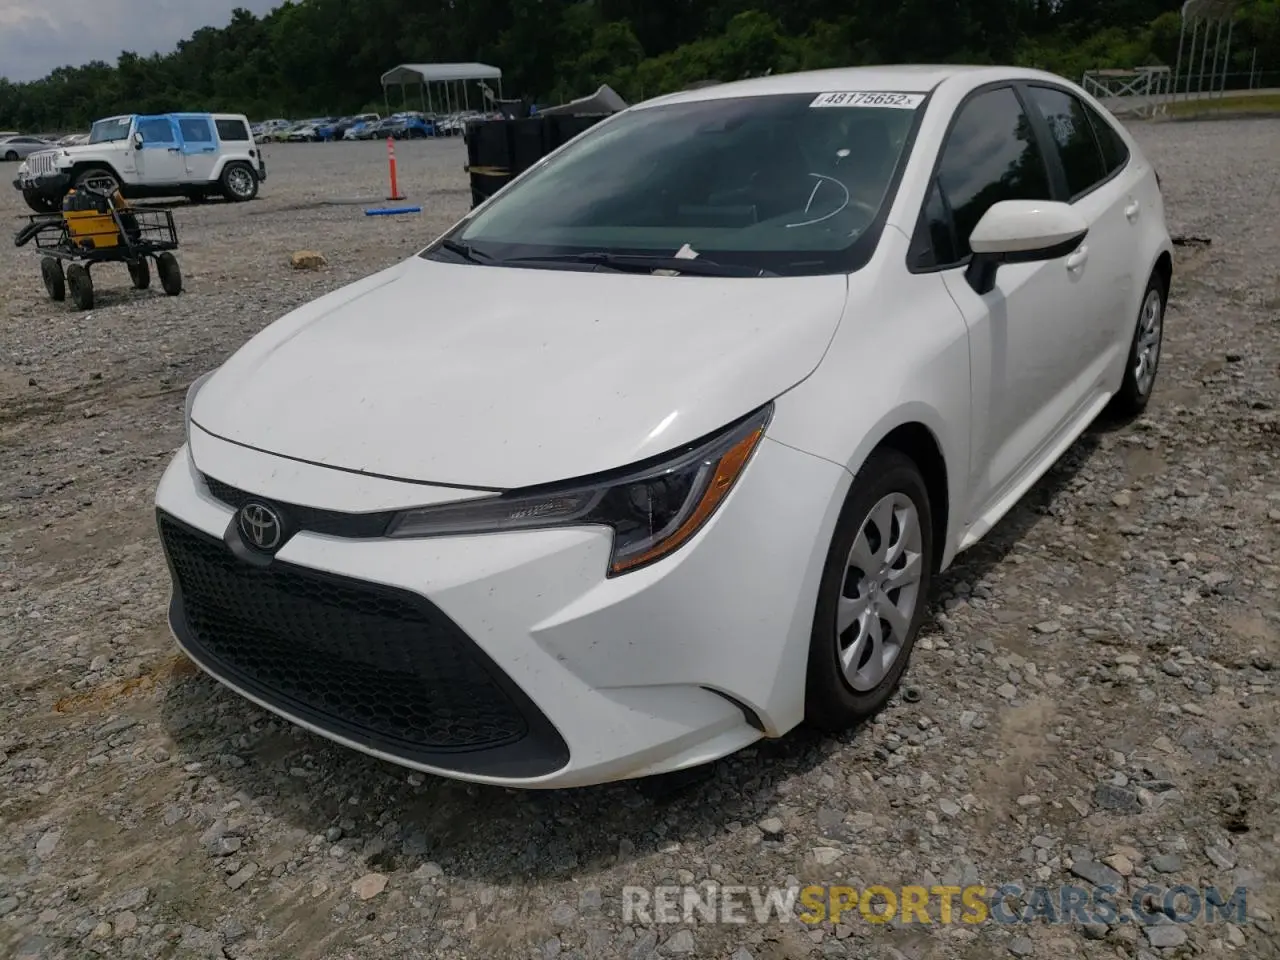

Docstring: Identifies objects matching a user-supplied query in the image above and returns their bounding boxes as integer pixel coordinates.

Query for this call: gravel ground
[1,124,1278,960]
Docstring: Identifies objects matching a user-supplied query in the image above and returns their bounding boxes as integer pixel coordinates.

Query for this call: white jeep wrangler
[13,112,267,213]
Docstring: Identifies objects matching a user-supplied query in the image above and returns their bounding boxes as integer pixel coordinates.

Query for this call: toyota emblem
[237,501,283,551]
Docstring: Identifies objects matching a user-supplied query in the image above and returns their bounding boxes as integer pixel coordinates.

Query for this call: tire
[41,257,65,301]
[23,189,60,214]
[219,162,258,202]
[74,166,119,195]
[66,263,94,311]
[4,150,18,162]
[805,448,935,731]
[156,252,182,296]
[1107,272,1167,419]
[128,259,151,290]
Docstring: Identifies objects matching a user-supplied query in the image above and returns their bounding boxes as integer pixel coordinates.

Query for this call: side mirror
[132,132,144,149]
[965,200,1088,295]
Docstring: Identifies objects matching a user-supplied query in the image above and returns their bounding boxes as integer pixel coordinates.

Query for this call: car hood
[191,256,848,489]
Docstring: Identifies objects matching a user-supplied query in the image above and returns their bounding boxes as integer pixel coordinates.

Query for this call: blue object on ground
[365,206,422,216]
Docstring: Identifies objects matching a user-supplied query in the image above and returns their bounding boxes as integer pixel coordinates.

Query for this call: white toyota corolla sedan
[157,65,1171,788]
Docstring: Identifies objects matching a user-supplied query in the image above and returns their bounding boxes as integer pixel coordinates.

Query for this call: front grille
[158,513,568,777]
[203,475,395,539]
[27,152,57,177]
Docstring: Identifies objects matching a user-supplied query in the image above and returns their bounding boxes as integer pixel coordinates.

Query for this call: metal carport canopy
[381,63,502,85]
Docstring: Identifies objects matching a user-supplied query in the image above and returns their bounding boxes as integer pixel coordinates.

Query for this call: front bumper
[155,424,849,788]
[13,171,70,197]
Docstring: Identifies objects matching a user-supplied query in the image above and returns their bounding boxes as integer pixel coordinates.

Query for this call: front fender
[767,234,973,569]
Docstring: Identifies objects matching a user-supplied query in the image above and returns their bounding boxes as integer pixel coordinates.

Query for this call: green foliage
[0,0,1276,130]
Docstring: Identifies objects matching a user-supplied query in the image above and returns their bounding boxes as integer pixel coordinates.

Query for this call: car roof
[636,64,1065,109]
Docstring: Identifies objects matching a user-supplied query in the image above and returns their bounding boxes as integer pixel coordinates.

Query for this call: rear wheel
[219,162,258,202]
[805,449,934,731]
[128,259,151,290]
[4,150,18,162]
[66,263,94,311]
[41,257,65,301]
[1107,272,1167,419]
[156,252,182,295]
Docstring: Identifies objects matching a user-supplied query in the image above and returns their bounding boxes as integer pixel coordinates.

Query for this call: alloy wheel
[837,492,924,692]
[227,167,254,198]
[1133,288,1163,397]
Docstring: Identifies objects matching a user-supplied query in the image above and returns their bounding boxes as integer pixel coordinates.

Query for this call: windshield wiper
[436,237,494,265]
[502,251,775,278]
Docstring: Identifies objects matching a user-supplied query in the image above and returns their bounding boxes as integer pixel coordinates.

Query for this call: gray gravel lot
[1,124,1279,960]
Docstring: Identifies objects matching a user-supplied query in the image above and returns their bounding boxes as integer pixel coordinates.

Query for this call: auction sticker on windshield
[810,92,925,109]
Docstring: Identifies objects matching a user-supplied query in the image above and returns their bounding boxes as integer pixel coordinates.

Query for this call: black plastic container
[465,114,610,208]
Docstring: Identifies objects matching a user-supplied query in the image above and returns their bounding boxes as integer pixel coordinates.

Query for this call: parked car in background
[56,133,89,147]
[1,135,55,161]
[286,118,337,142]
[13,112,266,211]
[435,111,486,136]
[353,118,395,140]
[158,65,1172,788]
[319,113,379,141]
[259,121,302,143]
[252,119,290,139]
[342,118,378,140]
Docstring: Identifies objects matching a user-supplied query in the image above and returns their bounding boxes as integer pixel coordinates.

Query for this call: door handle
[1065,245,1089,271]
[1125,200,1141,222]
[167,147,181,153]
[201,147,216,152]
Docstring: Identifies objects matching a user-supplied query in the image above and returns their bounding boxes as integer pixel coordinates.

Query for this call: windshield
[438,92,924,276]
[89,117,132,143]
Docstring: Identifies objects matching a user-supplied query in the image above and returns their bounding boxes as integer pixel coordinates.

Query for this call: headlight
[387,404,772,576]
[184,371,215,440]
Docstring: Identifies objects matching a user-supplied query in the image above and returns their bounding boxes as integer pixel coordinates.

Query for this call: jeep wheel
[23,189,60,214]
[220,162,258,202]
[74,167,119,196]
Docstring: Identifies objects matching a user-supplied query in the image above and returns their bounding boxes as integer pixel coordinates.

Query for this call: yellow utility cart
[14,181,182,311]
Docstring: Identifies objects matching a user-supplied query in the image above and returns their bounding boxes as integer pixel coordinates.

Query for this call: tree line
[1,0,1278,131]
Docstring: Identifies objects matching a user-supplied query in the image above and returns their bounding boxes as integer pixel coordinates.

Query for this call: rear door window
[1024,86,1109,200]
[1085,108,1130,175]
[178,117,214,143]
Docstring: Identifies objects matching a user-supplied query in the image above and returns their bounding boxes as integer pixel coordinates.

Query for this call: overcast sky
[0,0,282,82]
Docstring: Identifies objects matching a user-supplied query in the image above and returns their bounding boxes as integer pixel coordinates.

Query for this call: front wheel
[805,448,934,731]
[74,167,119,195]
[23,189,60,214]
[1107,273,1166,419]
[219,162,258,202]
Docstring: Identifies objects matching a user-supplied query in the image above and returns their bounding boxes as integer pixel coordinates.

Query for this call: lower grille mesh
[158,514,567,772]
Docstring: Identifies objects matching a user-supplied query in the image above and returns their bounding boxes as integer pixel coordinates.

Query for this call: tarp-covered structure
[381,62,504,115]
